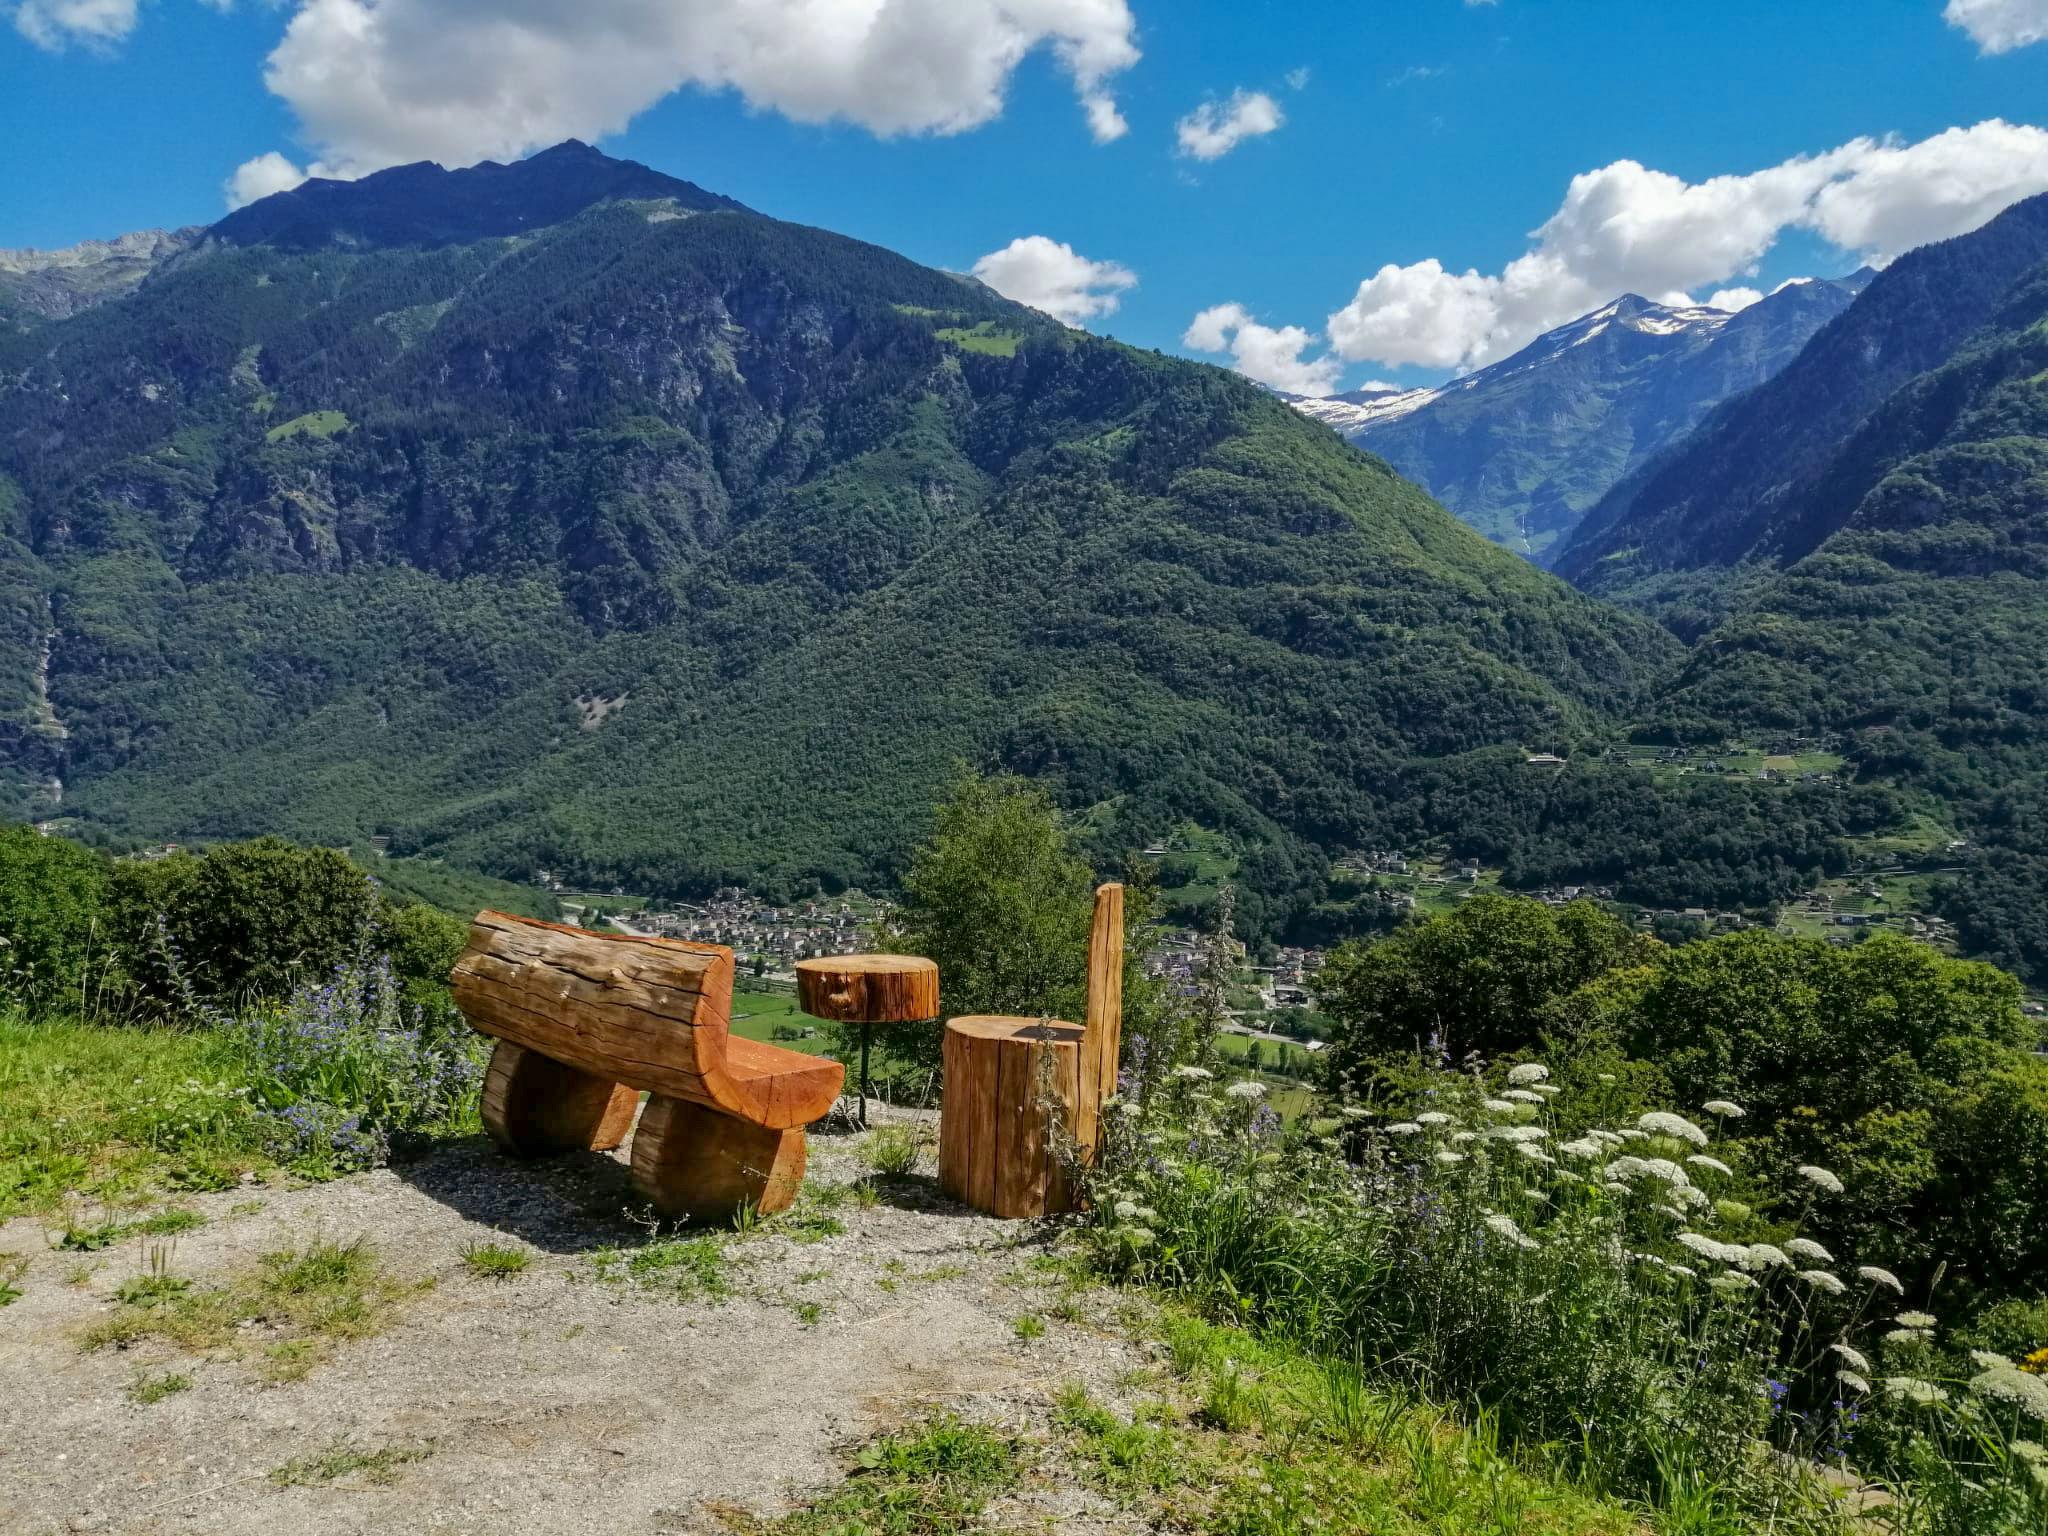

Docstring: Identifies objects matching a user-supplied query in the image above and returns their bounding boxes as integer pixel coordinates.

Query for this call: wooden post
[1073,882,1124,1166]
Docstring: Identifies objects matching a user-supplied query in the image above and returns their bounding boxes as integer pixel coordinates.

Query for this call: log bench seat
[450,911,843,1220]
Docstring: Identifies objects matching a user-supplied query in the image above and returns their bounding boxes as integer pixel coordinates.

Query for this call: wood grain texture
[937,1016,1082,1219]
[451,911,841,1129]
[1074,882,1124,1165]
[631,1095,807,1220]
[796,955,940,1023]
[480,1039,641,1156]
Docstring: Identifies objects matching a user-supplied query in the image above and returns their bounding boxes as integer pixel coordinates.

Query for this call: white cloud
[1319,119,2048,372]
[223,151,313,209]
[1945,0,2048,53]
[1284,65,1310,90]
[13,0,137,50]
[1705,286,1764,313]
[235,0,1138,183]
[1175,89,1284,161]
[971,235,1135,327]
[1182,302,1341,395]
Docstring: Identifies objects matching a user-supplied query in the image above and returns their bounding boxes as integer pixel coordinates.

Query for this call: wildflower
[1710,1273,1758,1294]
[1883,1377,1949,1407]
[1857,1266,1905,1295]
[1113,1200,1142,1221]
[1785,1238,1833,1263]
[1637,1111,1710,1147]
[1558,1137,1603,1159]
[1972,1368,2048,1420]
[1415,1111,1452,1126]
[1796,1165,1844,1195]
[1482,1098,1516,1113]
[1450,1131,1477,1144]
[1684,1154,1733,1178]
[1597,1073,1617,1083]
[1385,1121,1423,1135]
[1482,1213,1538,1251]
[1837,1371,1871,1394]
[1515,1143,1554,1165]
[1894,1310,1937,1329]
[1702,1099,1745,1118]
[1655,1203,1686,1221]
[2013,1439,2047,1465]
[1501,1088,1546,1105]
[1337,1104,1371,1120]
[1831,1343,1872,1372]
[1800,1270,1846,1295]
[1507,1063,1549,1085]
[1614,1128,1648,1141]
[1433,1151,1466,1165]
[1972,1349,2017,1372]
[2025,1348,2048,1377]
[1744,1243,1792,1270]
[1677,1232,1744,1265]
[1173,1065,1214,1081]
[1492,1124,1548,1143]
[1224,1081,1266,1101]
[1884,1328,1933,1348]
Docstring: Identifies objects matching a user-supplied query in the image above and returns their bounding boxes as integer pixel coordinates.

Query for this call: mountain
[1291,281,1866,562]
[0,142,1695,933]
[1557,191,2048,631]
[208,140,750,251]
[0,228,201,330]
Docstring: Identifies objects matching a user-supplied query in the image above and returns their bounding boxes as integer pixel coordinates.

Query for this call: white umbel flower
[1482,1213,1538,1251]
[1433,1150,1466,1165]
[1482,1098,1516,1113]
[1837,1370,1871,1394]
[1638,1111,1710,1147]
[1558,1137,1604,1159]
[1225,1080,1266,1100]
[1515,1143,1555,1165]
[1796,1165,1844,1195]
[1799,1270,1846,1295]
[1173,1065,1213,1081]
[1385,1121,1423,1135]
[1743,1243,1792,1270]
[1501,1088,1546,1105]
[1415,1111,1453,1126]
[1507,1063,1550,1085]
[1702,1099,1745,1118]
[1785,1238,1833,1263]
[1971,1349,2016,1372]
[1883,1377,1949,1407]
[1709,1272,1758,1294]
[1970,1369,2048,1419]
[1857,1266,1905,1295]
[1685,1155,1733,1178]
[1830,1342,1872,1372]
[1895,1310,1937,1329]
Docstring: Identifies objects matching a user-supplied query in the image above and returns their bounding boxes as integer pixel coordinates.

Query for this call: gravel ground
[0,1107,1155,1535]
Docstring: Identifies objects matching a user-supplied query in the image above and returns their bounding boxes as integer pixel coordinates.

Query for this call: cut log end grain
[632,1095,806,1220]
[795,954,940,1023]
[480,1040,640,1157]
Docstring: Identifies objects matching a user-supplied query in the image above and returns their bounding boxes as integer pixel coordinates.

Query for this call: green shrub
[0,825,110,1012]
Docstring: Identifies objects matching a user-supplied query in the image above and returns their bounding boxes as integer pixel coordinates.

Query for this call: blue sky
[5,0,2046,391]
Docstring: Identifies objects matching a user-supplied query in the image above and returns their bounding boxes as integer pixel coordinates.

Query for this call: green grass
[1012,1312,1046,1342]
[269,1440,430,1488]
[263,409,352,443]
[713,1416,1017,1535]
[57,1205,205,1251]
[459,1239,531,1280]
[1048,1315,1646,1536]
[932,321,1022,357]
[79,1235,419,1381]
[0,1015,275,1220]
[0,1251,24,1306]
[128,1370,192,1404]
[590,1233,730,1300]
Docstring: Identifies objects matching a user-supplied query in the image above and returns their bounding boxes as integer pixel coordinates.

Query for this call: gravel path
[0,1108,1151,1534]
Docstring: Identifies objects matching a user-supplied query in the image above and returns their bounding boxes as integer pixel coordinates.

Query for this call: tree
[1319,894,1655,1089]
[0,825,110,1012]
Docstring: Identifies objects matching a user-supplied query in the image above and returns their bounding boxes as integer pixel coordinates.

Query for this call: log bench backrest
[452,910,842,1131]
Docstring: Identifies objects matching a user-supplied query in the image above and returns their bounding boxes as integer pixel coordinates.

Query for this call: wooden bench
[449,911,844,1220]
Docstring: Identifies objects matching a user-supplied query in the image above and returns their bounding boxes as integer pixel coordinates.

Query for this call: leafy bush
[1089,1060,2048,1530]
[0,825,110,1011]
[230,946,488,1173]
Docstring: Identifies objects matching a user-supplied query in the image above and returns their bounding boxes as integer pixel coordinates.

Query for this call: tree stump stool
[450,912,843,1223]
[937,1016,1084,1219]
[795,954,940,1124]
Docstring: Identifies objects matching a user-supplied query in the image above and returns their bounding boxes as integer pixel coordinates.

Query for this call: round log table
[937,1015,1084,1219]
[795,954,940,1125]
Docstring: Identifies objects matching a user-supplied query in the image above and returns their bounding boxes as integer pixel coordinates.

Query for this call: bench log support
[481,1040,640,1157]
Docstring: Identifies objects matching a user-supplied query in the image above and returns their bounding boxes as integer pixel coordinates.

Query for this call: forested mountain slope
[1,145,1700,927]
[1323,279,1864,562]
[1558,190,2048,636]
[1645,258,2048,979]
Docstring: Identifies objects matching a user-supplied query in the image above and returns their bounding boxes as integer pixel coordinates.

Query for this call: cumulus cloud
[971,235,1135,326]
[1705,287,1764,313]
[1945,0,2048,53]
[229,0,1137,187]
[12,0,137,49]
[1318,119,2048,371]
[1175,89,1284,161]
[1182,302,1341,395]
[223,151,314,209]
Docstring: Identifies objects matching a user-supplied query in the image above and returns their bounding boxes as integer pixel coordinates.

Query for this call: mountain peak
[208,140,752,253]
